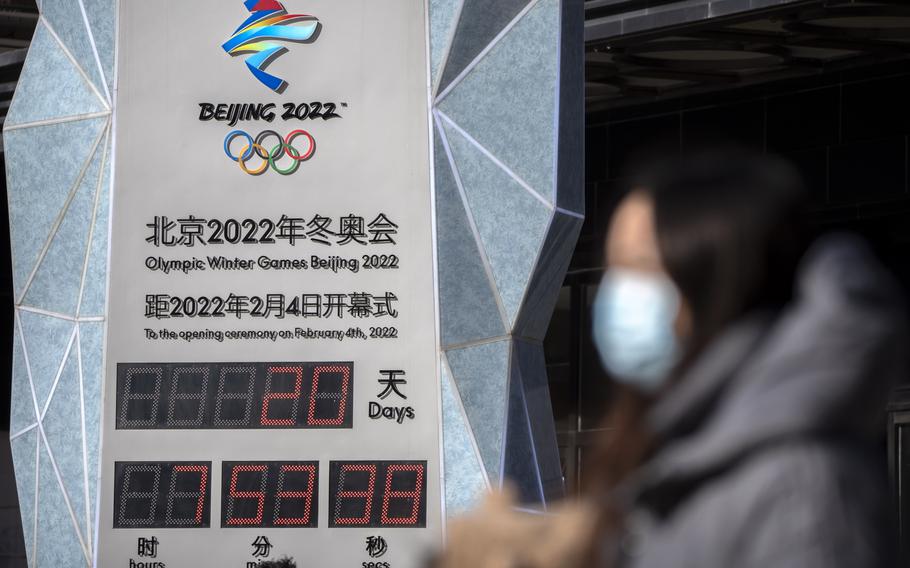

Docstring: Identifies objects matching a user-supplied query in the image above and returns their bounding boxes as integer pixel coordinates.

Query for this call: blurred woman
[438,149,908,568]
[589,148,907,567]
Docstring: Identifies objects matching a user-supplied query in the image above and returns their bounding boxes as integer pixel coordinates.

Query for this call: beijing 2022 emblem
[222,0,321,93]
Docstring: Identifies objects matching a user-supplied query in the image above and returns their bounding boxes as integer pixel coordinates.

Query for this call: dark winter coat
[619,235,909,568]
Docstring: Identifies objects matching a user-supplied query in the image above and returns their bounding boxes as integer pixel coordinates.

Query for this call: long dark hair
[589,148,811,497]
[650,148,811,369]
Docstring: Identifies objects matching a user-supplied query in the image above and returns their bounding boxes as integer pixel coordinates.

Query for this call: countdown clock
[110,364,430,530]
[97,0,443,565]
[111,457,429,530]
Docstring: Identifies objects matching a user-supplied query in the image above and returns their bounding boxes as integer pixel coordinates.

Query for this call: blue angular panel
[515,213,582,340]
[437,0,532,95]
[79,140,111,317]
[555,0,584,214]
[504,366,542,504]
[37,440,87,568]
[10,428,37,566]
[443,121,551,326]
[5,22,106,127]
[514,340,564,502]
[10,323,37,434]
[445,340,510,481]
[439,0,560,199]
[441,359,487,516]
[81,0,115,95]
[42,345,88,540]
[19,311,75,413]
[435,127,505,347]
[79,322,104,525]
[5,117,107,299]
[430,0,462,89]
[42,0,107,99]
[24,139,103,316]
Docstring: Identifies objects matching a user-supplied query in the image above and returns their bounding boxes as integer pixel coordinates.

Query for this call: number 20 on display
[115,362,353,430]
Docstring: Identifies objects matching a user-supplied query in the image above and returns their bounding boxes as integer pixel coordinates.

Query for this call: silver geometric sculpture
[5,0,114,565]
[430,0,583,514]
[5,0,582,565]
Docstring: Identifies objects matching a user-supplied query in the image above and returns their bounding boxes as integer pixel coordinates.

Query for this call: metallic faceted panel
[439,0,561,201]
[556,0,585,214]
[513,339,564,501]
[434,127,507,347]
[433,0,583,509]
[515,213,584,340]
[504,368,543,502]
[445,340,511,482]
[5,22,105,127]
[10,428,37,567]
[41,0,107,98]
[23,139,105,316]
[430,0,462,90]
[18,310,75,414]
[81,0,117,95]
[440,359,488,516]
[442,119,551,327]
[41,346,89,540]
[78,322,105,535]
[437,0,533,95]
[5,117,106,300]
[78,139,112,318]
[10,328,36,435]
[5,0,114,565]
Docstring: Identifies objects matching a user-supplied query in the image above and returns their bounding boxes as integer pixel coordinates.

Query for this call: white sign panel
[97,1,441,566]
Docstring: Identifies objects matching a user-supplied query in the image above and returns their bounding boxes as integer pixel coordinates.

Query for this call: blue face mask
[592,269,682,392]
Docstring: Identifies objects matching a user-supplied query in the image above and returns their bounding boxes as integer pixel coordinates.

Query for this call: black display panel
[114,462,211,528]
[221,461,319,528]
[116,362,353,429]
[328,461,427,528]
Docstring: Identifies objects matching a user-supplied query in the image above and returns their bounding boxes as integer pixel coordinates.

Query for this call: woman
[439,149,908,568]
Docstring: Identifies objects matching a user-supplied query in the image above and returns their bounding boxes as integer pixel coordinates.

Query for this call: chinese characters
[144,292,399,320]
[146,214,399,247]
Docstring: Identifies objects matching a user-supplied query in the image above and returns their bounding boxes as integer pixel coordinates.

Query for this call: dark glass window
[544,271,612,494]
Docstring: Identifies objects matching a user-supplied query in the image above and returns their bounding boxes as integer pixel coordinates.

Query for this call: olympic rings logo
[224,129,316,176]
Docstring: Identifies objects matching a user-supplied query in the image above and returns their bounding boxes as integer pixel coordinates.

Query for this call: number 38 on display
[113,461,427,529]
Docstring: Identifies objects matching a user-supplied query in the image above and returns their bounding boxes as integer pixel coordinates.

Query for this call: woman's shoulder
[679,438,886,522]
[647,439,892,568]
[629,439,891,568]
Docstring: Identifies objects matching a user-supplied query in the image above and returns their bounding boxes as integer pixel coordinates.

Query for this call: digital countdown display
[221,461,319,528]
[99,0,442,565]
[114,462,212,529]
[112,460,426,530]
[116,362,353,429]
[328,461,427,528]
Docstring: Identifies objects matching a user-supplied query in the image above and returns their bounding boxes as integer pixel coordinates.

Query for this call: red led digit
[333,464,376,525]
[380,464,425,525]
[307,365,350,426]
[226,464,267,525]
[166,465,208,525]
[261,366,303,426]
[273,464,316,525]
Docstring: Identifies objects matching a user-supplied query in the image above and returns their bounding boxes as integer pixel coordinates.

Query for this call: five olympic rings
[224,129,316,175]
